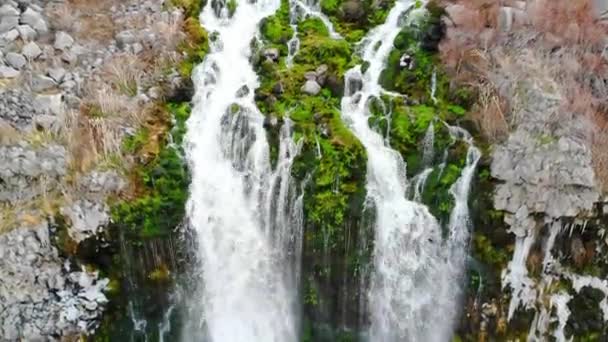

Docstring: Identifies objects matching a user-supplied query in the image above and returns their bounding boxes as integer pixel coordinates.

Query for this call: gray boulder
[20,8,48,34]
[0,4,20,17]
[5,52,25,69]
[54,31,74,51]
[0,28,18,42]
[301,80,321,95]
[0,15,18,33]
[61,200,110,243]
[116,30,137,47]
[31,74,56,92]
[34,93,63,115]
[0,65,18,78]
[21,41,41,59]
[48,67,66,83]
[263,48,279,62]
[17,24,36,40]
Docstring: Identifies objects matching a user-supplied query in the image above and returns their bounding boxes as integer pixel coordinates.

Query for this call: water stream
[183,0,299,340]
[339,1,479,340]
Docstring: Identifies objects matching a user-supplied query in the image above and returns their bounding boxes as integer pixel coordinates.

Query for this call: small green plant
[227,0,238,17]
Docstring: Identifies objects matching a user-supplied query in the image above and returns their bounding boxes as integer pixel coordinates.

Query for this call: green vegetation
[111,103,190,238]
[227,0,238,17]
[319,0,396,41]
[178,9,210,79]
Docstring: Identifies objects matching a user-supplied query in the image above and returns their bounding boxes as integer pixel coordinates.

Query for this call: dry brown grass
[102,53,145,97]
[592,130,608,193]
[440,0,608,188]
[470,84,509,142]
[47,3,80,33]
[0,119,20,145]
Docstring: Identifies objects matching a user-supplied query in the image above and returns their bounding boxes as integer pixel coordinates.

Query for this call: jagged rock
[0,223,108,340]
[61,50,78,64]
[301,80,321,95]
[399,53,414,69]
[78,170,125,195]
[316,64,328,76]
[325,74,344,97]
[0,65,18,78]
[0,27,18,42]
[236,84,250,98]
[48,67,66,83]
[5,52,25,69]
[20,8,47,34]
[132,42,143,54]
[54,31,74,51]
[0,4,20,17]
[272,82,284,95]
[263,48,279,62]
[34,93,63,115]
[316,64,328,85]
[33,114,59,132]
[116,30,137,48]
[304,71,317,81]
[147,86,162,100]
[21,41,41,59]
[61,200,110,243]
[31,74,56,92]
[17,24,36,40]
[0,143,67,202]
[263,115,279,128]
[0,15,18,33]
[341,0,365,22]
[346,74,363,95]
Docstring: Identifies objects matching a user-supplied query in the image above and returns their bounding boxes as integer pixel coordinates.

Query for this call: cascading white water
[443,126,481,329]
[339,1,479,340]
[339,2,481,339]
[293,0,341,38]
[286,0,301,67]
[183,0,300,340]
[412,167,432,202]
[286,0,342,67]
[421,121,435,166]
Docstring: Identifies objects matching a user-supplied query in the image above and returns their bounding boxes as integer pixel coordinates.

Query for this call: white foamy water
[183,0,300,340]
[339,1,480,340]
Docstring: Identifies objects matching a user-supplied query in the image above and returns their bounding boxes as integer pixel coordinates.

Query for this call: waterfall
[339,2,481,339]
[286,0,341,66]
[286,0,300,67]
[411,167,432,202]
[340,1,453,340]
[430,68,438,104]
[183,0,300,339]
[444,126,481,328]
[421,121,434,166]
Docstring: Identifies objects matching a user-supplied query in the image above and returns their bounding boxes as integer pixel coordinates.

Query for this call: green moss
[473,234,510,268]
[177,16,210,78]
[227,0,238,17]
[318,0,396,41]
[260,3,293,45]
[111,103,191,239]
[168,0,204,17]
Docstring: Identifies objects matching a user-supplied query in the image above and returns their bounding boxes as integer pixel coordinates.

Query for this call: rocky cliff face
[0,0,195,339]
[442,0,608,339]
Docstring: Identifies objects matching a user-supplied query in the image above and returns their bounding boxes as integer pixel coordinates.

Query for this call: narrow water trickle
[183,0,300,340]
[286,0,342,67]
